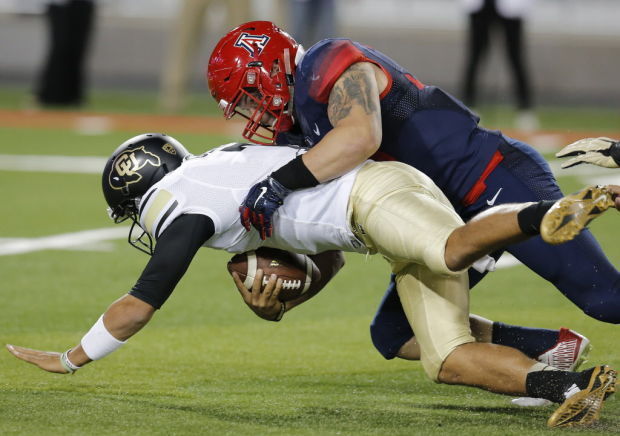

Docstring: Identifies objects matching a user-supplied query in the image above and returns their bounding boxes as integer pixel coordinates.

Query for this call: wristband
[517,200,555,235]
[271,155,319,190]
[59,350,81,374]
[80,315,126,361]
[272,302,286,322]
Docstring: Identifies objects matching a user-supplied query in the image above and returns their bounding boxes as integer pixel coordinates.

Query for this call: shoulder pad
[302,39,369,103]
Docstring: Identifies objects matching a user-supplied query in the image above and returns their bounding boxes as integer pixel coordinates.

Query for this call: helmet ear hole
[270,59,280,77]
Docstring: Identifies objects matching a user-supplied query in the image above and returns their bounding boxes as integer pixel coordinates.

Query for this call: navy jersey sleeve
[129,214,214,309]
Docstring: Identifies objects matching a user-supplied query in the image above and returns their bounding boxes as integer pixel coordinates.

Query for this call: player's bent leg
[394,321,591,376]
[467,138,620,323]
[445,202,533,272]
[368,278,580,363]
[394,264,474,380]
[349,161,465,276]
[390,264,546,395]
[395,315,494,361]
[508,229,620,324]
[438,342,534,394]
[439,345,618,428]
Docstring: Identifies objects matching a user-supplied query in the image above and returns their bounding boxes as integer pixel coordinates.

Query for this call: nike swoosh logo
[253,187,268,208]
[486,187,503,206]
[311,73,320,81]
[313,123,320,136]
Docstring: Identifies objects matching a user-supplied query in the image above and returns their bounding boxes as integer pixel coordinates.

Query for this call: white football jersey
[138,143,366,255]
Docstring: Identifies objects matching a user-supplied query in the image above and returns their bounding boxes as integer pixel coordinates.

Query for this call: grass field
[0,91,619,435]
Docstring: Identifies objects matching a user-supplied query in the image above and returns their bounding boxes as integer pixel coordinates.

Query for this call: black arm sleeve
[129,214,215,309]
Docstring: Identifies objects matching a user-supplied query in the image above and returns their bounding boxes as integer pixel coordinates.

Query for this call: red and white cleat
[537,327,591,372]
[511,328,591,407]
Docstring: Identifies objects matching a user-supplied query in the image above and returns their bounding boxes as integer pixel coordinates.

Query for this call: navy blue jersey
[291,38,503,208]
[279,39,620,359]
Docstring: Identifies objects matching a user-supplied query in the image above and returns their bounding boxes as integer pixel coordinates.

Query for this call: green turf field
[0,104,619,435]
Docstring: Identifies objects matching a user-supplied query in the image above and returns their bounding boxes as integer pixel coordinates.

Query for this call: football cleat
[511,328,592,408]
[538,328,591,372]
[541,185,615,245]
[547,365,617,428]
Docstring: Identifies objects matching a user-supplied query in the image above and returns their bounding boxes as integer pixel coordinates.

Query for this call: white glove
[555,137,620,169]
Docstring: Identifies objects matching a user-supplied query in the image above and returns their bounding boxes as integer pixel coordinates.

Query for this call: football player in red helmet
[207,21,301,145]
[207,22,620,369]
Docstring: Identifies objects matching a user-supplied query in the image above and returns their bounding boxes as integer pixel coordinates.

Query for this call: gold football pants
[348,161,475,380]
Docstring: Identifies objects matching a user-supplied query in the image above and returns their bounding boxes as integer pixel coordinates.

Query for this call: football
[227,247,320,301]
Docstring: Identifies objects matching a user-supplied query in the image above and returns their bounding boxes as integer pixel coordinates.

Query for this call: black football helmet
[102,133,190,254]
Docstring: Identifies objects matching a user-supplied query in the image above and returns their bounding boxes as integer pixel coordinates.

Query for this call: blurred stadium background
[1,0,620,106]
[0,1,618,435]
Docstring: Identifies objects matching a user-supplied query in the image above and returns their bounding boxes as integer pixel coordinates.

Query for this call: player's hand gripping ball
[227,247,320,301]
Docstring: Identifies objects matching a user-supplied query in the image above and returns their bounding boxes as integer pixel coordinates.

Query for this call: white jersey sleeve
[138,143,366,255]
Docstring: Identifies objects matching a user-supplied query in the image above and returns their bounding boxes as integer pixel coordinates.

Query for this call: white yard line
[0,154,106,173]
[0,227,129,255]
[547,160,620,185]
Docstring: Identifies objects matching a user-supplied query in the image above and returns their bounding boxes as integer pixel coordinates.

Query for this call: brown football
[227,247,320,301]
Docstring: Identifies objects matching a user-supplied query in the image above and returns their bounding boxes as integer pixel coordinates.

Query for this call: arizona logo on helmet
[234,32,270,56]
[109,146,161,190]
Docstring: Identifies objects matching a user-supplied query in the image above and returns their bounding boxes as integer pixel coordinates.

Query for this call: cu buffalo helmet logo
[109,146,161,190]
[234,32,270,56]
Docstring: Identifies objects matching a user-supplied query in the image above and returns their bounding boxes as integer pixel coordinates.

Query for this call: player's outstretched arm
[7,294,155,374]
[6,214,212,374]
[556,137,620,168]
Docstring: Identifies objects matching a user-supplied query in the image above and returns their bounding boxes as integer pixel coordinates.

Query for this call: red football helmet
[207,21,300,145]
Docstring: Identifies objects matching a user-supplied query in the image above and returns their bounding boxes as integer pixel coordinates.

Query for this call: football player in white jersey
[6,133,616,428]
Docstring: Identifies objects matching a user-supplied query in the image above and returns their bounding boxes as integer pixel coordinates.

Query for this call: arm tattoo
[328,63,379,125]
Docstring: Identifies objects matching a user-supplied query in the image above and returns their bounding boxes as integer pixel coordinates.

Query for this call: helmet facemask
[208,22,299,145]
[107,197,154,255]
[127,216,154,256]
[221,58,294,145]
